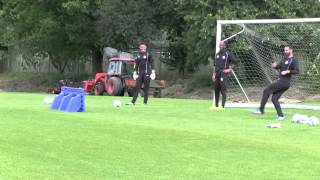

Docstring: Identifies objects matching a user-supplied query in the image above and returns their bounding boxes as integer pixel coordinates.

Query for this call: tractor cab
[107,57,135,78]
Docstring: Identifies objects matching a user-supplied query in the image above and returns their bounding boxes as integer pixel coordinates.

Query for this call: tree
[1,0,168,74]
[2,0,320,76]
[96,0,162,50]
[0,0,100,73]
[170,0,320,74]
[140,0,187,75]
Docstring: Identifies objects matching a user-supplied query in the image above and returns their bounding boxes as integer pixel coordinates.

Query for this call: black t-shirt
[134,52,154,75]
[275,56,299,81]
[213,49,237,70]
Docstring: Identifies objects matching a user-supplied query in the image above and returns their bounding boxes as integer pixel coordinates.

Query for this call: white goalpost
[214,18,320,110]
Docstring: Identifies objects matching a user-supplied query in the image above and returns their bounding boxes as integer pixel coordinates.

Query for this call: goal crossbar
[216,18,320,53]
[218,18,320,25]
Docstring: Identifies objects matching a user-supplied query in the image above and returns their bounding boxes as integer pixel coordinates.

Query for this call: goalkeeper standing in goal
[253,45,299,120]
[211,41,237,109]
[126,42,156,106]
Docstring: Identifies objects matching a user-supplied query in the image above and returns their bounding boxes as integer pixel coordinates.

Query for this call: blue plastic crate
[51,87,85,112]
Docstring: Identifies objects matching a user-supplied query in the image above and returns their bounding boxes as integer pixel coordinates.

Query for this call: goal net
[216,18,320,103]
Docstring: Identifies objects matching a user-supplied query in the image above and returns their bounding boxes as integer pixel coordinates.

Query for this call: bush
[185,66,213,93]
[0,72,90,92]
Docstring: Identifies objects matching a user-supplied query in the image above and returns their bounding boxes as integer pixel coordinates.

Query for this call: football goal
[215,18,320,106]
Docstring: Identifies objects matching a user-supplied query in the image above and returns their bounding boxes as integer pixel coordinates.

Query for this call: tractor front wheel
[107,77,123,96]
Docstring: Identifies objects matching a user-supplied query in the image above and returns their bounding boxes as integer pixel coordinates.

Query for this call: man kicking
[253,45,299,120]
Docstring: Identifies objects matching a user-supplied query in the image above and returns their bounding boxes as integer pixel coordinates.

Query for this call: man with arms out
[126,42,155,106]
[211,41,237,109]
[253,45,299,120]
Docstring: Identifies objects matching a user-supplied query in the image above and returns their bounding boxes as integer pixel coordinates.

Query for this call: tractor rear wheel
[95,83,105,96]
[107,77,123,96]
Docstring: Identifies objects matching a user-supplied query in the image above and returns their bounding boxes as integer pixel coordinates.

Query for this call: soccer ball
[309,116,319,126]
[113,100,121,107]
[292,113,301,123]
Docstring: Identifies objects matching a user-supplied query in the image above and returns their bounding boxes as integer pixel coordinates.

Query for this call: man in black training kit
[211,41,237,110]
[253,45,299,120]
[126,42,155,106]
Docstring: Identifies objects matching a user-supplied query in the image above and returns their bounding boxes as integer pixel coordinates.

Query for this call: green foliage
[0,50,8,72]
[0,0,172,73]
[0,72,89,91]
[0,72,34,80]
[1,0,320,76]
[95,0,164,50]
[300,52,320,92]
[0,0,100,73]
[161,38,187,75]
[185,66,212,93]
[169,0,320,75]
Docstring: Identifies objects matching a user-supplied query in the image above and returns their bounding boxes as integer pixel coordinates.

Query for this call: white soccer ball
[292,113,301,123]
[113,100,121,107]
[309,116,319,126]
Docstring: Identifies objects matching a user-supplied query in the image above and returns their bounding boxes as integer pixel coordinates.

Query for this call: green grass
[0,92,320,180]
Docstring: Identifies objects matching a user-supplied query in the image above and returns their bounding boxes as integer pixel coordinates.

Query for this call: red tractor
[83,57,165,97]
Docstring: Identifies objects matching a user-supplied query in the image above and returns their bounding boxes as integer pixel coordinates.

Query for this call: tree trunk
[92,48,103,75]
[51,60,68,74]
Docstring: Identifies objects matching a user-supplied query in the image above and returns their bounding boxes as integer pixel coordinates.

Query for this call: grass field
[0,92,320,180]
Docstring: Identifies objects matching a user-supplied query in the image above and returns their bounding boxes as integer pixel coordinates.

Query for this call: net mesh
[220,22,320,102]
